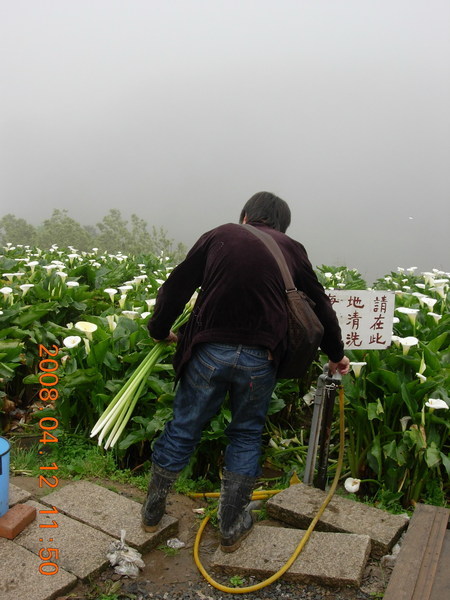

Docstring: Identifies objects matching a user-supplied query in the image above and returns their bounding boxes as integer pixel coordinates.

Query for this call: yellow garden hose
[191,385,345,594]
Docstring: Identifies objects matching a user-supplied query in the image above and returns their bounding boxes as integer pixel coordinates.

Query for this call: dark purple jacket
[148,222,344,377]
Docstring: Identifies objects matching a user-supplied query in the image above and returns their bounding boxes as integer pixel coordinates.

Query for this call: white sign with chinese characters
[325,290,395,349]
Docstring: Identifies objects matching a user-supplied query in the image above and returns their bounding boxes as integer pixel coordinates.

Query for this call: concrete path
[0,482,178,600]
[267,483,409,557]
[2,479,413,599]
[212,525,371,587]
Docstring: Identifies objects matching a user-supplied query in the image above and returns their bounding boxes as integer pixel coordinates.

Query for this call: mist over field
[1,1,449,284]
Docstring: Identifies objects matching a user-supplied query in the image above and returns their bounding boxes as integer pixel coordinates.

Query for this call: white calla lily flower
[187,291,199,309]
[427,312,442,323]
[105,315,116,332]
[122,310,140,320]
[350,362,367,377]
[411,292,426,305]
[425,398,449,410]
[133,275,148,284]
[19,284,34,296]
[344,478,361,493]
[399,336,419,355]
[74,321,98,341]
[420,296,437,309]
[1,287,14,303]
[145,298,156,310]
[415,373,427,384]
[396,307,420,326]
[431,283,448,299]
[66,281,80,288]
[418,355,426,375]
[390,335,401,347]
[26,260,39,269]
[104,288,118,302]
[63,336,82,348]
[400,416,412,431]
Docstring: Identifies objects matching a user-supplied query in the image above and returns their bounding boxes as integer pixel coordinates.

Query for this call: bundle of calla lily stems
[90,299,194,449]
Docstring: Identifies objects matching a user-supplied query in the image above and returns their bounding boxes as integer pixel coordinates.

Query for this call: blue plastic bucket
[0,437,10,517]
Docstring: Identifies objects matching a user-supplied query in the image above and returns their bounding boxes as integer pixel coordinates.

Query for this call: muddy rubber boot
[141,463,179,532]
[218,470,257,553]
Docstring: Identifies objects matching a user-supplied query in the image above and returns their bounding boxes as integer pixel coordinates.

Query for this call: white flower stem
[91,301,193,448]
[90,345,161,436]
[105,378,146,449]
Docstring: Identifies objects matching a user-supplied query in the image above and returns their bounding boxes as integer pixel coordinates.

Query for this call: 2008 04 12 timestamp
[37,343,61,575]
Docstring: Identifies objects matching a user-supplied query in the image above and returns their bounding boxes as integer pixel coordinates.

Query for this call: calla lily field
[1,245,448,509]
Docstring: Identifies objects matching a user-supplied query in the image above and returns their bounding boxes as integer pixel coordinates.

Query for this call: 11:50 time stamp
[37,343,61,576]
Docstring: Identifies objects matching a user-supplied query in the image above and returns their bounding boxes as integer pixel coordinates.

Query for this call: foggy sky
[1,0,449,283]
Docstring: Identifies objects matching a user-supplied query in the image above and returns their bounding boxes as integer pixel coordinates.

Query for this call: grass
[77,578,135,600]
[229,575,245,587]
[8,432,149,491]
[9,443,40,475]
[157,544,180,557]
[8,430,447,515]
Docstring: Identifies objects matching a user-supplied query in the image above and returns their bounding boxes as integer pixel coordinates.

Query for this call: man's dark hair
[239,191,291,233]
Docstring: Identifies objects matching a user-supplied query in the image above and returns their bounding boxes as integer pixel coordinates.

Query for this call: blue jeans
[151,343,277,477]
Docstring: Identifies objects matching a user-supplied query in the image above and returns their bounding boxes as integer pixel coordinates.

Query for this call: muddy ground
[12,475,392,599]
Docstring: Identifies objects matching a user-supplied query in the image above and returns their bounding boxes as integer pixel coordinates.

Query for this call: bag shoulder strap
[242,224,296,291]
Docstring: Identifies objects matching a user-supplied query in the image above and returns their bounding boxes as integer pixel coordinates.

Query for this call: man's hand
[153,330,178,344]
[328,356,350,375]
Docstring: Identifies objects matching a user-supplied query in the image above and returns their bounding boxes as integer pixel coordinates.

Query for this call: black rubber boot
[218,470,257,553]
[141,463,179,532]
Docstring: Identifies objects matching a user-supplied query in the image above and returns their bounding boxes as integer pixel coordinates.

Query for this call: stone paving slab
[41,480,178,552]
[212,525,371,587]
[267,483,409,558]
[15,500,118,580]
[9,482,32,506]
[0,537,77,600]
